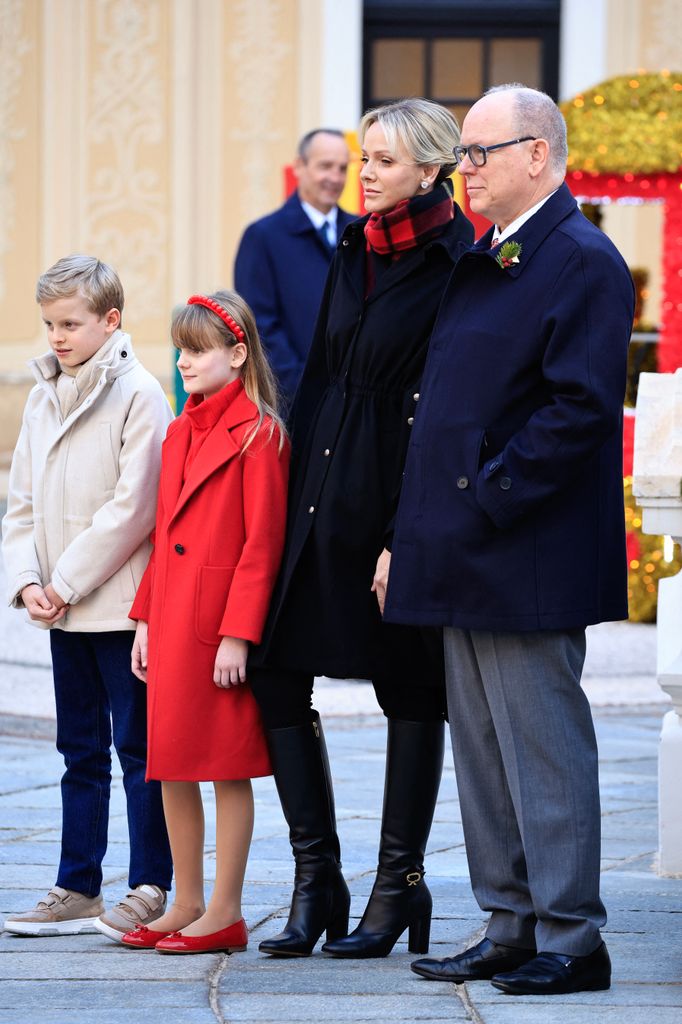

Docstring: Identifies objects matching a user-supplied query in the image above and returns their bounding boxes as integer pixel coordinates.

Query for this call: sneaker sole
[93,918,128,944]
[3,917,100,936]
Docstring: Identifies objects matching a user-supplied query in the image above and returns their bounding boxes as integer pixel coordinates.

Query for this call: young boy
[2,255,173,941]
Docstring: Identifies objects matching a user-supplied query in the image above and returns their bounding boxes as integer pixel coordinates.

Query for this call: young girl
[121,290,289,954]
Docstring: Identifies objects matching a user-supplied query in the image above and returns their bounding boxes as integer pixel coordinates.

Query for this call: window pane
[372,39,425,98]
[489,38,541,89]
[433,39,483,99]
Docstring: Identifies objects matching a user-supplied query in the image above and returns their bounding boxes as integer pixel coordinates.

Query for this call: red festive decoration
[622,408,635,476]
[565,171,682,371]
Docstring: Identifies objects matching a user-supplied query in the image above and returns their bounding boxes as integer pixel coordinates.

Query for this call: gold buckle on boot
[406,871,422,886]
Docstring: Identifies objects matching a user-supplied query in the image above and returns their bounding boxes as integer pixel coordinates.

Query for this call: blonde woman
[250,99,474,959]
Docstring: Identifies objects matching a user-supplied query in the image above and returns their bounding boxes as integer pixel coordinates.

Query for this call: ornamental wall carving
[83,0,168,326]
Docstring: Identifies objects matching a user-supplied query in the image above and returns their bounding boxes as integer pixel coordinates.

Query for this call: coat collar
[468,182,579,278]
[282,192,354,240]
[29,331,138,438]
[30,329,137,387]
[338,208,471,304]
[164,380,259,523]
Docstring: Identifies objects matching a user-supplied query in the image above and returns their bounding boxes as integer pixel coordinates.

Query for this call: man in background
[234,129,354,405]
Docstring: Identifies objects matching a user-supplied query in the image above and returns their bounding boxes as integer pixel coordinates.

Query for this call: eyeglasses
[453,137,537,167]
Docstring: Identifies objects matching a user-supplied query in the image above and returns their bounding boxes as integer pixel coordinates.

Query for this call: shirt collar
[300,200,338,232]
[493,188,563,246]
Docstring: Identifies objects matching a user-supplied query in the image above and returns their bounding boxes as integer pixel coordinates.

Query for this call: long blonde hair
[171,289,286,453]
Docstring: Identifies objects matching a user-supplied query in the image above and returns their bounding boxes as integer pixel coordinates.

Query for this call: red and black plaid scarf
[364,178,455,257]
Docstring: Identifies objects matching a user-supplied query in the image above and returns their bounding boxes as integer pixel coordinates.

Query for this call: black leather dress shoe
[411,937,536,982]
[491,941,611,995]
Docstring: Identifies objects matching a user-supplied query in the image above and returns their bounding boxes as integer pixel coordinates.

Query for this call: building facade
[0,0,679,449]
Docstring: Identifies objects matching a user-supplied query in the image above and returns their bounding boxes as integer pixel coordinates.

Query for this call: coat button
[174,543,185,554]
[413,393,420,401]
[121,350,127,358]
[323,448,331,456]
[407,416,414,426]
[499,476,512,490]
[457,476,469,489]
[342,239,349,246]
[308,506,315,513]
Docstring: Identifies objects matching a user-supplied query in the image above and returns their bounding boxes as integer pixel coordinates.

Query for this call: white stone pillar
[297,0,362,134]
[559,0,607,100]
[659,710,682,873]
[633,370,682,875]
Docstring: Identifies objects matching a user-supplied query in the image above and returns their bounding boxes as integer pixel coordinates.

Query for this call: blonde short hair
[36,254,124,318]
[359,98,461,182]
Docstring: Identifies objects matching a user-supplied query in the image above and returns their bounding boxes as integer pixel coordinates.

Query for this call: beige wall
[0,0,355,450]
[0,0,679,453]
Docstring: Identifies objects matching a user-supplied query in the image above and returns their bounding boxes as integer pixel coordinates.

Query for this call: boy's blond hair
[36,255,124,319]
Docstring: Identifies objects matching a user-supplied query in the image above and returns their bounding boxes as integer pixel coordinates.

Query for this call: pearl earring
[420,181,429,189]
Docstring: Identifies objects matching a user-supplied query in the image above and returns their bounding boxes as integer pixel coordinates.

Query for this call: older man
[383,85,634,995]
[234,129,354,404]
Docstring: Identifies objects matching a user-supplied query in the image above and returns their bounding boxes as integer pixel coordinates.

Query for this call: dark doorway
[364,0,561,123]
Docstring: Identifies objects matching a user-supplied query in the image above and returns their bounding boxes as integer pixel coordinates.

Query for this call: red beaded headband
[187,294,246,344]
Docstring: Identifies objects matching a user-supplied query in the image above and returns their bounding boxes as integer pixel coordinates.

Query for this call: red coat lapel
[163,386,259,524]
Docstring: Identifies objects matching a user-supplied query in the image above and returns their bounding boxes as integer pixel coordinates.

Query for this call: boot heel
[408,912,431,954]
[325,908,349,942]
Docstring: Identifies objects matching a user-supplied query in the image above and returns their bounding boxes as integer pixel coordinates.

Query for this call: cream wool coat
[2,330,173,631]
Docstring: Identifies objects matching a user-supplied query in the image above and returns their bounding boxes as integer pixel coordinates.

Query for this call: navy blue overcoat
[385,184,635,632]
[234,193,356,402]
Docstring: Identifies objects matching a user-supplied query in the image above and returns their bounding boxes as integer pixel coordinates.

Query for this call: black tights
[249,666,447,729]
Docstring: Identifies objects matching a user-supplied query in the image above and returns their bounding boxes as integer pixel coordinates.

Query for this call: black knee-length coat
[255,204,474,680]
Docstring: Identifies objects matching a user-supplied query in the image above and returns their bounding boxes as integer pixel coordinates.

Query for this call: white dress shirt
[301,200,339,247]
[492,188,565,246]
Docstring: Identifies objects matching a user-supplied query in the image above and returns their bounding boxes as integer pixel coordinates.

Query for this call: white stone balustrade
[633,370,682,875]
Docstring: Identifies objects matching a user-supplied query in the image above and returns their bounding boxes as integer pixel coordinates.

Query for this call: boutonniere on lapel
[496,241,522,270]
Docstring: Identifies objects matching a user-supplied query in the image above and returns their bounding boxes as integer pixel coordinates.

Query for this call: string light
[561,72,682,175]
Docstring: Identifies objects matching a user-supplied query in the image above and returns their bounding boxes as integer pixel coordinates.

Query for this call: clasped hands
[20,583,69,625]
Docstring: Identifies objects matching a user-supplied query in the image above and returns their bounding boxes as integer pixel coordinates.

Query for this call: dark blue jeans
[51,630,172,897]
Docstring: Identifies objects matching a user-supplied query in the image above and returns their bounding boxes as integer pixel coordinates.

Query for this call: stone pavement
[1,542,682,1021]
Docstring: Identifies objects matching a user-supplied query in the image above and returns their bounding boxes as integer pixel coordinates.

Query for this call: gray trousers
[444,627,605,956]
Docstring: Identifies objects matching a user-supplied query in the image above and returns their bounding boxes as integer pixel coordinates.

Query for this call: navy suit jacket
[234,193,356,402]
[385,183,635,632]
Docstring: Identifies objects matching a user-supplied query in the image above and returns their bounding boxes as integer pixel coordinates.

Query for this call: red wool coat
[130,380,289,781]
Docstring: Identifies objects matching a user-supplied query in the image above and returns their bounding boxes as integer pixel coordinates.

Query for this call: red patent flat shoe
[122,925,175,948]
[155,918,248,954]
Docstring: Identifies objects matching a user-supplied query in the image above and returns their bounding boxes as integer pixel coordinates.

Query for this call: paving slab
[1,589,682,1022]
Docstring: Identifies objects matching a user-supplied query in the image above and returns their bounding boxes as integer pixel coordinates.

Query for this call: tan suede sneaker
[94,884,167,943]
[3,887,104,936]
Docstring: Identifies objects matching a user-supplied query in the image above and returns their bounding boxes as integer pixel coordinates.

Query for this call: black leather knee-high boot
[322,718,444,958]
[258,713,350,956]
